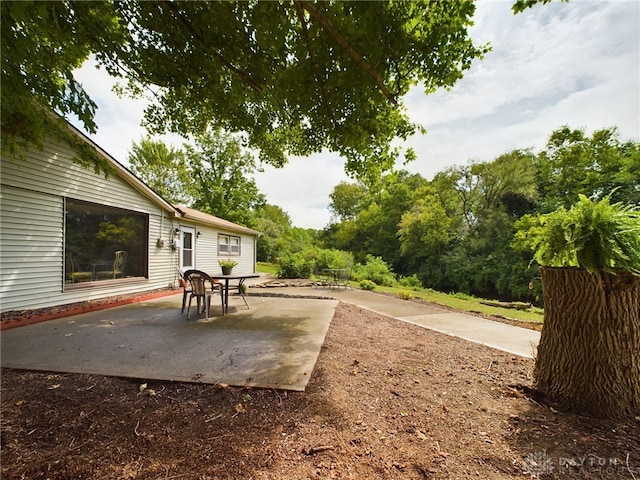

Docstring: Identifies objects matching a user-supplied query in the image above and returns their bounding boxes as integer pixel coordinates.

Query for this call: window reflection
[64,199,148,283]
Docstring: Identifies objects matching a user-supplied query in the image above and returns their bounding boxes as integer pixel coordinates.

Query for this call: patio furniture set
[180,269,259,319]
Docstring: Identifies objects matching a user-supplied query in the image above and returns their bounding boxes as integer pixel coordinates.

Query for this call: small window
[230,236,240,255]
[219,234,240,256]
[218,235,229,255]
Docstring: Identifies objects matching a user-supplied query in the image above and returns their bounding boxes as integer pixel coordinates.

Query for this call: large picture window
[64,198,148,284]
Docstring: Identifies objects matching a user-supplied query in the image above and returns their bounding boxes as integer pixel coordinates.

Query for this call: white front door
[180,227,196,270]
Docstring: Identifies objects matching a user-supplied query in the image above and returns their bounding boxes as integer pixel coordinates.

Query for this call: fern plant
[514,194,640,274]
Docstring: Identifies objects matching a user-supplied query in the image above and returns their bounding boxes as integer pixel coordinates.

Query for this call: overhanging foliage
[2,0,489,179]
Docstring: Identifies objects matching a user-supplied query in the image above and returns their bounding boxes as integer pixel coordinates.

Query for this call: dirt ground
[2,302,639,479]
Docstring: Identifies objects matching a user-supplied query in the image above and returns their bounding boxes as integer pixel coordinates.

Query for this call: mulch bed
[2,280,636,479]
[2,301,638,479]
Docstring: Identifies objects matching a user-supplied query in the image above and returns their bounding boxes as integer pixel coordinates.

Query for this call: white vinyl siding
[1,140,177,312]
[178,224,256,276]
[1,138,258,314]
[0,186,64,309]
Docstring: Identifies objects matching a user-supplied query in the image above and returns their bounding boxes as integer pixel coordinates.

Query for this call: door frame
[179,226,196,271]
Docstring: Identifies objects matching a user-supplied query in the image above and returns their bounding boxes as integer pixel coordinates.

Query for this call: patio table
[321,268,340,288]
[208,273,260,314]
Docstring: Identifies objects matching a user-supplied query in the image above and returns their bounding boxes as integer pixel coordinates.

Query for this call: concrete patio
[1,281,541,393]
[1,293,338,392]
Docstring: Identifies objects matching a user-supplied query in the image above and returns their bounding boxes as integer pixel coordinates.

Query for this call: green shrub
[277,252,313,278]
[312,248,354,272]
[514,194,640,274]
[352,255,396,286]
[398,274,422,290]
[451,291,475,301]
[359,279,376,290]
[396,290,414,300]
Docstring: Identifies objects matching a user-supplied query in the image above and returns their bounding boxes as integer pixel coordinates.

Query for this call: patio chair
[96,251,128,280]
[229,279,250,310]
[312,265,329,288]
[335,267,353,289]
[183,269,223,319]
[178,268,192,313]
[66,254,93,283]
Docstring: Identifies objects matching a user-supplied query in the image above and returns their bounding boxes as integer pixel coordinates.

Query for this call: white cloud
[254,152,349,229]
[404,0,639,181]
[72,61,184,163]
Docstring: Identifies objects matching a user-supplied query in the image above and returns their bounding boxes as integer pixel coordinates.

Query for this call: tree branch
[296,1,397,105]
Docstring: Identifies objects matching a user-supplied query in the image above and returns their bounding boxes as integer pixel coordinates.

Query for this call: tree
[185,131,265,226]
[253,204,292,262]
[515,195,640,418]
[535,126,640,212]
[128,138,191,204]
[328,181,368,222]
[360,171,430,271]
[1,1,126,173]
[128,133,265,225]
[422,152,538,298]
[2,0,489,178]
[398,187,452,270]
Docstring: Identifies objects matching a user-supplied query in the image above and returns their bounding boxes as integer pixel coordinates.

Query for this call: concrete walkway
[256,284,540,359]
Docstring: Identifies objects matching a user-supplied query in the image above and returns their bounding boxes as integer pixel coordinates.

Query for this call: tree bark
[535,267,640,418]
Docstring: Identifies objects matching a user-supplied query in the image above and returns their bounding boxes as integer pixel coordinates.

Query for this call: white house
[0,123,260,314]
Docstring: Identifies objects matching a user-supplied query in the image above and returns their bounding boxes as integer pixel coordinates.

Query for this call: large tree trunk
[535,267,640,418]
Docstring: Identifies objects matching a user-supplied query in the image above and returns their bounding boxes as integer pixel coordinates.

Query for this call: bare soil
[2,302,638,479]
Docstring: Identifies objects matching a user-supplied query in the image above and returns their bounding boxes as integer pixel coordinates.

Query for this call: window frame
[63,197,149,290]
[218,233,241,256]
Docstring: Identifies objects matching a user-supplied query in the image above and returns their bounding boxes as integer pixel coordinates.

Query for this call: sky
[72,0,640,229]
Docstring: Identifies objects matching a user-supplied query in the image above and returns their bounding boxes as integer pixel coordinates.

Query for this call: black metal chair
[335,267,353,289]
[183,270,223,319]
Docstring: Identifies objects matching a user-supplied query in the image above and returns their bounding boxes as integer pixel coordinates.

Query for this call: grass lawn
[374,284,543,324]
[257,261,279,276]
[256,262,544,324]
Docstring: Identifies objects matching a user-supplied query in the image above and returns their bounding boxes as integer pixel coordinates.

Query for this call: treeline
[317,126,639,302]
[306,125,637,302]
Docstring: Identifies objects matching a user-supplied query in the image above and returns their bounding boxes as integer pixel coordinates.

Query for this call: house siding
[0,186,64,309]
[1,137,259,314]
[175,223,257,275]
[1,140,178,313]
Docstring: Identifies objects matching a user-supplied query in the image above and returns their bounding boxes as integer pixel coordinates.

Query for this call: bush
[451,292,475,301]
[277,252,313,279]
[352,255,396,286]
[514,194,640,274]
[398,274,422,290]
[396,290,414,300]
[359,279,376,290]
[312,248,354,271]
